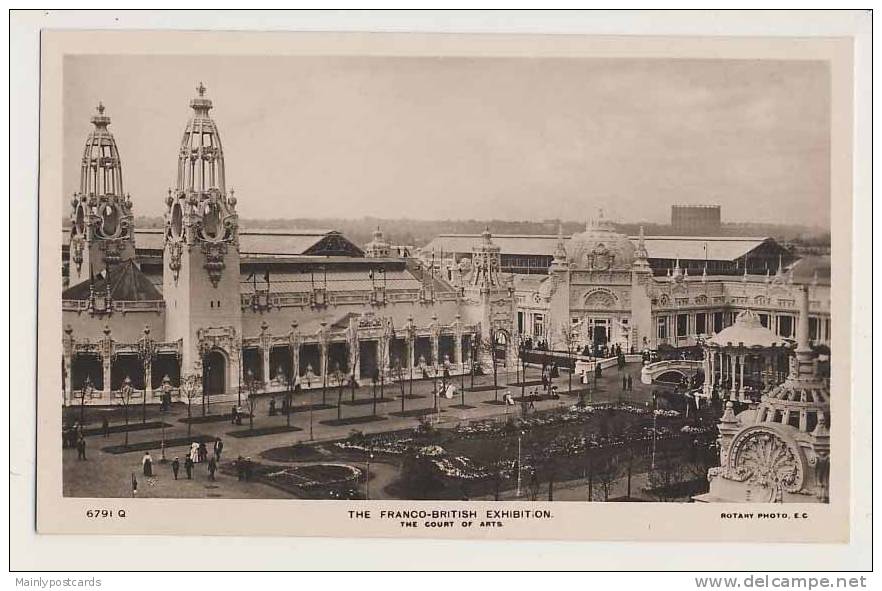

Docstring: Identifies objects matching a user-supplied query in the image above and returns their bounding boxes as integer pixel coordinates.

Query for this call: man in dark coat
[214,438,224,461]
[230,404,238,425]
[236,455,245,481]
[102,417,110,438]
[184,456,194,479]
[76,436,87,460]
[171,457,180,480]
[627,375,633,391]
[207,457,217,481]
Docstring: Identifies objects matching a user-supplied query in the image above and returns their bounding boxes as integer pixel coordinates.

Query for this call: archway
[203,349,227,396]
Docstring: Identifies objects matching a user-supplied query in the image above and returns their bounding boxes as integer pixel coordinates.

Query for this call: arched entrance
[494,330,509,367]
[203,349,227,396]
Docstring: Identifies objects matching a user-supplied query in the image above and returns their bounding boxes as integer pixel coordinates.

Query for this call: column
[261,346,271,384]
[702,349,712,398]
[379,337,390,377]
[357,339,365,378]
[144,358,153,400]
[290,343,300,384]
[320,342,328,378]
[738,353,745,399]
[102,354,112,400]
[454,332,463,372]
[729,353,737,399]
[63,350,73,406]
[407,335,415,369]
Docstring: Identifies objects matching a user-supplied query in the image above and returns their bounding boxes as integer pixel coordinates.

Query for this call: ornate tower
[470,227,501,288]
[162,84,241,395]
[68,103,135,285]
[364,227,391,258]
[462,228,515,368]
[630,225,654,351]
[699,284,830,503]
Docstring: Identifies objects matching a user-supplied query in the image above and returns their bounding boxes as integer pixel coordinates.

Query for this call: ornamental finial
[197,82,206,97]
[97,101,105,115]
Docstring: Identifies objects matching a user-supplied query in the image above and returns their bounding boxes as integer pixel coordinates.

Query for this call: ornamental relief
[167,240,183,282]
[727,427,805,494]
[70,235,85,272]
[583,289,618,309]
[201,241,228,288]
[196,325,239,357]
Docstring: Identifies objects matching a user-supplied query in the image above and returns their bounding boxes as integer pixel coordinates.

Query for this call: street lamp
[365,452,374,500]
[650,392,658,472]
[120,376,133,448]
[516,430,525,497]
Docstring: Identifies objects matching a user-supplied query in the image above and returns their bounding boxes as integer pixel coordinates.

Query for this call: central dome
[566,212,635,271]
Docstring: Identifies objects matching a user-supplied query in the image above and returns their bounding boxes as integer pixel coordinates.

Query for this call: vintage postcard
[32,27,859,545]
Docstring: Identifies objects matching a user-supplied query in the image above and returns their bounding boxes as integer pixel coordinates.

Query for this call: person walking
[171,457,180,480]
[207,456,217,481]
[142,451,153,477]
[627,375,633,391]
[236,455,245,481]
[184,456,194,480]
[198,442,208,463]
[268,398,276,416]
[101,416,110,438]
[622,375,627,391]
[76,435,87,460]
[214,438,224,462]
[230,404,238,425]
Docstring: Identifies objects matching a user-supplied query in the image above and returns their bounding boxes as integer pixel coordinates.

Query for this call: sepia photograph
[57,52,834,506]
[18,15,868,560]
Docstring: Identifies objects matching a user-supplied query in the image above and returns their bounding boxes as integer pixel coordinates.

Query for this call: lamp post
[650,392,658,472]
[365,452,374,500]
[120,376,133,448]
[516,430,524,497]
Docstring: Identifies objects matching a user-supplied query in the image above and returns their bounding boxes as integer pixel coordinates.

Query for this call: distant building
[421,233,795,277]
[672,204,721,235]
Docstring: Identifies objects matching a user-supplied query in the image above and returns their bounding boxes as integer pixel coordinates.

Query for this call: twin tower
[68,84,242,379]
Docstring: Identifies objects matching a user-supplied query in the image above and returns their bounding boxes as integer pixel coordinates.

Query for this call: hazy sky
[63,55,831,227]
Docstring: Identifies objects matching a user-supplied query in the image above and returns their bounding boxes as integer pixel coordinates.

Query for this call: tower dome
[566,209,635,271]
[165,83,238,249]
[365,227,391,258]
[68,103,135,282]
[176,82,226,195]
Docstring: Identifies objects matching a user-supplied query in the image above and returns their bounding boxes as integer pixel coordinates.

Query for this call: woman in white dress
[190,442,200,464]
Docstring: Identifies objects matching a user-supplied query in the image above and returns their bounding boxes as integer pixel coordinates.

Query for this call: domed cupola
[68,103,136,283]
[365,227,391,258]
[567,209,635,271]
[164,83,239,286]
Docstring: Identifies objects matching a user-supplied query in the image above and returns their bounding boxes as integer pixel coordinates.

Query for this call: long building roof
[421,233,781,262]
[64,227,364,258]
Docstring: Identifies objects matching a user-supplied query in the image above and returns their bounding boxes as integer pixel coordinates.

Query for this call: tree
[591,455,620,502]
[559,322,578,395]
[333,363,345,422]
[179,373,200,438]
[393,358,407,414]
[76,376,94,424]
[247,390,260,432]
[244,372,261,431]
[645,453,686,502]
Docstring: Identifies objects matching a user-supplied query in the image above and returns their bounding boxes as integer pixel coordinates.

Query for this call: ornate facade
[696,285,831,503]
[510,217,831,366]
[61,87,513,406]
